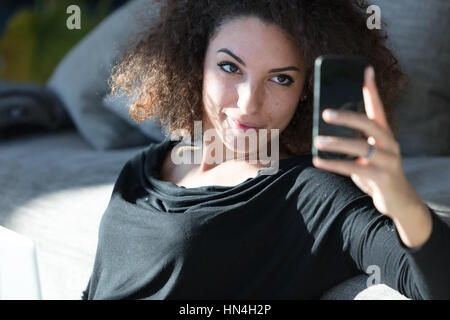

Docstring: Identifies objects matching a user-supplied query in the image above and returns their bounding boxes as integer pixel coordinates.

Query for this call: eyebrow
[217,48,300,73]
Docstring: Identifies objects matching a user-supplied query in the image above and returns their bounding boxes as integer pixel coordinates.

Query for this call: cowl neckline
[140,138,313,213]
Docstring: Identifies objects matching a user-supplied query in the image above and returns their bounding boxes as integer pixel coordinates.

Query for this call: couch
[0,0,449,300]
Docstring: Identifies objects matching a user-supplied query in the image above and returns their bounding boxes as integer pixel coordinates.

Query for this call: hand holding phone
[312,55,369,160]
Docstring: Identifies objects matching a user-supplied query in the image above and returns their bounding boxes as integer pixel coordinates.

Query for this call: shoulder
[288,166,383,243]
[291,164,369,214]
[268,154,360,197]
[113,138,171,191]
[288,160,359,194]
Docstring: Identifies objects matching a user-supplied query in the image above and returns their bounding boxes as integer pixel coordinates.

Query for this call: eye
[217,61,240,74]
[272,75,294,86]
[217,61,295,87]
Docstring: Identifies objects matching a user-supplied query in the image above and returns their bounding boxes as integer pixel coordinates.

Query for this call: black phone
[312,55,368,160]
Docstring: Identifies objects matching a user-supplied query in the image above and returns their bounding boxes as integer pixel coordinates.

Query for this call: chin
[222,130,265,157]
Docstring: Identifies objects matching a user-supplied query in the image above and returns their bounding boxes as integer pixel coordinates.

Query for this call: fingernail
[366,66,375,82]
[315,136,330,146]
[323,109,338,120]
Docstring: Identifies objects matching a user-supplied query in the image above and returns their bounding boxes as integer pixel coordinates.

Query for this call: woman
[82,0,450,299]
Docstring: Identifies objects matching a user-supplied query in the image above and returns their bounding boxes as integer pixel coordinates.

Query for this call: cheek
[202,79,235,133]
[203,74,232,110]
[203,80,237,125]
[268,95,299,128]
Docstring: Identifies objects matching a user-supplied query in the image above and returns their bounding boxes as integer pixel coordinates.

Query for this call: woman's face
[201,16,306,156]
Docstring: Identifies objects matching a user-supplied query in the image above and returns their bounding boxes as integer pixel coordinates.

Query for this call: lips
[229,117,263,130]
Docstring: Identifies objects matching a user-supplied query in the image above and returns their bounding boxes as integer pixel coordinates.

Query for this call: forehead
[208,16,302,64]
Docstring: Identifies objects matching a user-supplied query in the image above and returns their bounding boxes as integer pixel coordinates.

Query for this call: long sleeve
[339,195,450,300]
[80,140,450,299]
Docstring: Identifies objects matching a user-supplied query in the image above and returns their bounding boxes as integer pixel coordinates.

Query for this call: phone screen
[312,55,368,160]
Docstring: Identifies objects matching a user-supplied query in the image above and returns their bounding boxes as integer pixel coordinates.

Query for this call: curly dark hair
[110,0,407,156]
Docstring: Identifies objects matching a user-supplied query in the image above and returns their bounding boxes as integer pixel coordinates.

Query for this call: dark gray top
[82,137,450,299]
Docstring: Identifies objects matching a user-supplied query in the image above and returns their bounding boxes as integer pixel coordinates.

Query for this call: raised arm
[336,193,450,300]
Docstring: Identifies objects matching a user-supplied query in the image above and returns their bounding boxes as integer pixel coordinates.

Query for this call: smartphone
[312,55,368,160]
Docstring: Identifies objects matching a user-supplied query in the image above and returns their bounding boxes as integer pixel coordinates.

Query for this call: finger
[322,110,398,154]
[314,135,396,166]
[363,66,391,134]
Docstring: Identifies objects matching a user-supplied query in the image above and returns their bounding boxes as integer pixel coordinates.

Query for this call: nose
[236,80,263,115]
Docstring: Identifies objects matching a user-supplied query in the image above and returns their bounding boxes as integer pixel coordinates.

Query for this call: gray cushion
[102,93,166,143]
[47,0,165,150]
[402,157,450,226]
[0,130,140,299]
[370,0,450,156]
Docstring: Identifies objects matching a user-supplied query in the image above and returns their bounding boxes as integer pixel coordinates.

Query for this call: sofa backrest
[370,0,450,156]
